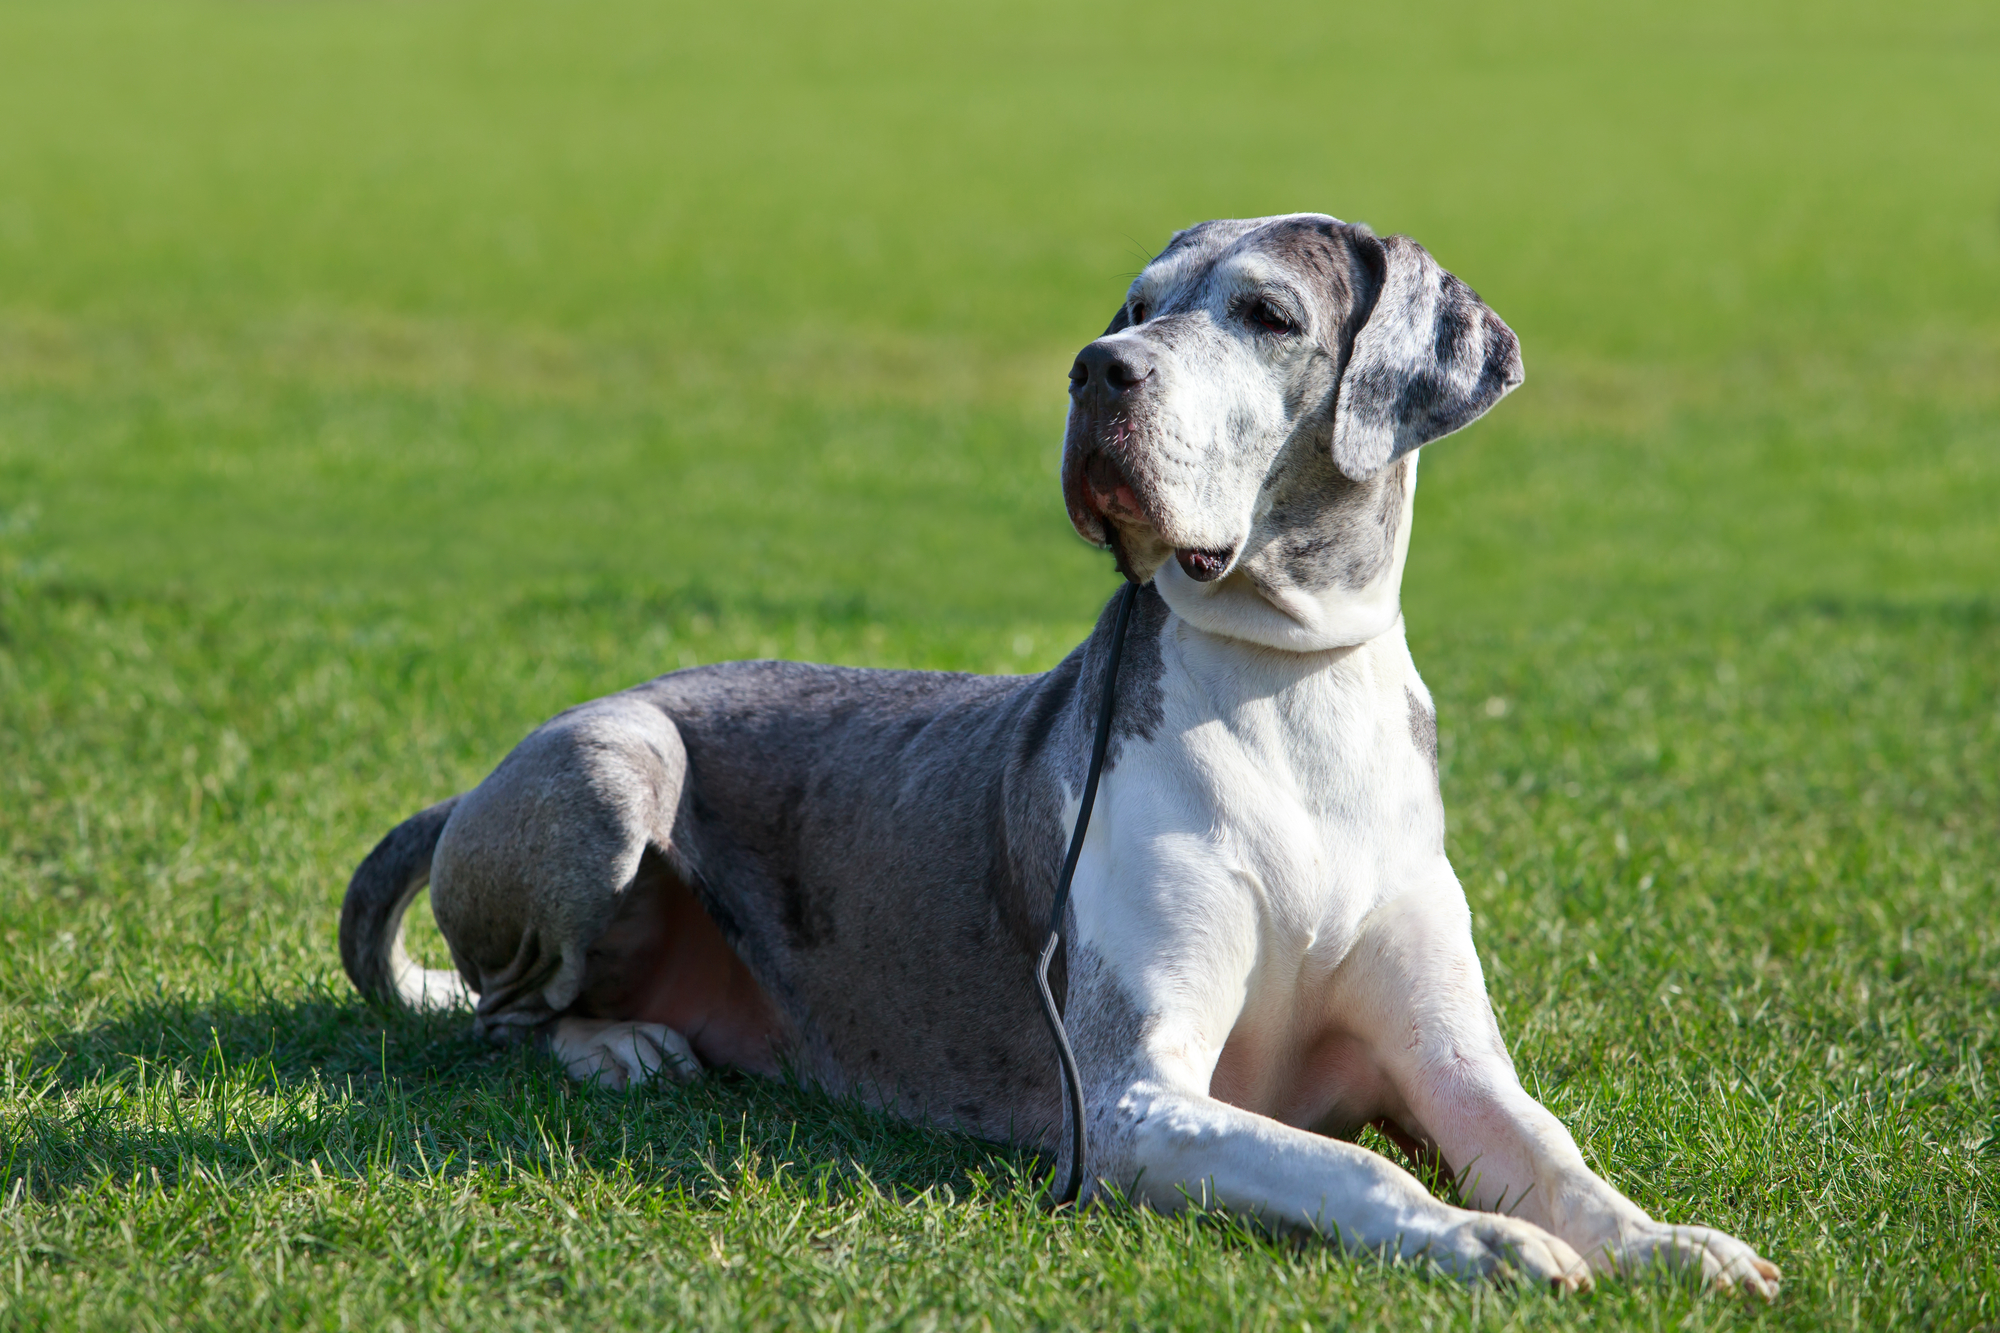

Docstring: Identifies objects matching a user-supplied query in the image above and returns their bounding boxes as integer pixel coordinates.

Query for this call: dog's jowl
[341,214,1780,1295]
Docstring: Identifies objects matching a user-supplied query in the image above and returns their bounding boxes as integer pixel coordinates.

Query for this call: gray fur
[349,584,1170,1151]
[1064,214,1514,596]
[1261,456,1409,594]
[340,214,1506,1146]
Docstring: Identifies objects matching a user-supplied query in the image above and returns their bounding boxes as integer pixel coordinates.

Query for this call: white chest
[1073,613,1457,1123]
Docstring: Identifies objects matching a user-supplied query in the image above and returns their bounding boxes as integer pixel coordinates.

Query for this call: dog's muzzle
[1064,337,1234,583]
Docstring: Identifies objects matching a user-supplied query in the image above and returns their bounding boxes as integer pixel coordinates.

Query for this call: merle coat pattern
[342,214,1781,1296]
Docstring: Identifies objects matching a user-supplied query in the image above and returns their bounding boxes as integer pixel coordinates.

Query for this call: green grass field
[2,0,1996,1326]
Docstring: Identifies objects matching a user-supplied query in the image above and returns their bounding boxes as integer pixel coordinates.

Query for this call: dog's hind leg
[426,692,786,1086]
[427,695,693,1049]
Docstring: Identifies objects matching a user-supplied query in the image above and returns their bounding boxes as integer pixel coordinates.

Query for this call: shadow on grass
[10,988,1028,1206]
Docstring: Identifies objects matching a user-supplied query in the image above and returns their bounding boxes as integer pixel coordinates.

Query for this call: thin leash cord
[1035,579,1139,1207]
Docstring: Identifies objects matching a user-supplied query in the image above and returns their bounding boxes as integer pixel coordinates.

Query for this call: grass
[1,0,1996,1326]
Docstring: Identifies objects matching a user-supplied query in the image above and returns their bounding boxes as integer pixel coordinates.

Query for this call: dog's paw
[1601,1223,1781,1299]
[1435,1214,1594,1292]
[549,1018,699,1090]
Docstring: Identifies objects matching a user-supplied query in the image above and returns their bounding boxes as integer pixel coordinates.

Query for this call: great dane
[342,214,1780,1295]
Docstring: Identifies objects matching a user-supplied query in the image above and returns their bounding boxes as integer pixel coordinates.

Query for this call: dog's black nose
[1069,338,1154,400]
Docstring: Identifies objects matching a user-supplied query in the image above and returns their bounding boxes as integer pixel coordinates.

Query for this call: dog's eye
[1249,300,1298,336]
[1129,301,1148,324]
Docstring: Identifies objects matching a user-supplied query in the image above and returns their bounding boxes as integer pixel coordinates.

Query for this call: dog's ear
[1331,232,1523,482]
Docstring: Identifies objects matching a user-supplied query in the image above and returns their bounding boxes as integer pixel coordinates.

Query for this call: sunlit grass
[2,0,1997,1326]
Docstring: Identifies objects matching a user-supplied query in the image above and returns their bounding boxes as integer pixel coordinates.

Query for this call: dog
[341,214,1780,1295]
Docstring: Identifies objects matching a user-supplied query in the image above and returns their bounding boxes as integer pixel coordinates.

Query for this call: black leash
[1035,579,1139,1207]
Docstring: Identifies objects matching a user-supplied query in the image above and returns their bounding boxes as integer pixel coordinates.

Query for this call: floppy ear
[1331,233,1524,482]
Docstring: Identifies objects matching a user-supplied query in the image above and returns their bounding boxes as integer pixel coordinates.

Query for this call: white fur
[1100,245,1333,561]
[1054,604,1778,1292]
[1041,216,1775,1293]
[550,1018,699,1090]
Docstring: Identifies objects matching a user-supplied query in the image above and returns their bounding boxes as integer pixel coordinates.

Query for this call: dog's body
[342,215,1779,1294]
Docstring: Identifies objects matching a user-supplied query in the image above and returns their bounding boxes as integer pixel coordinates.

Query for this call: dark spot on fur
[1373,462,1406,553]
[1395,369,1450,430]
[1102,583,1168,767]
[1406,686,1438,784]
[1432,277,1474,365]
[1251,217,1356,321]
[1479,307,1523,394]
[779,872,835,948]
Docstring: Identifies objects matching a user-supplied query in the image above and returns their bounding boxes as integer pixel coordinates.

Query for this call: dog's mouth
[1064,448,1235,584]
[1172,547,1234,582]
[1081,451,1147,527]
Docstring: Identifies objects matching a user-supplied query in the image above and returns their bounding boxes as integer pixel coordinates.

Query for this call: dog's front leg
[1344,888,1782,1297]
[1065,830,1583,1286]
[1093,1071,1591,1288]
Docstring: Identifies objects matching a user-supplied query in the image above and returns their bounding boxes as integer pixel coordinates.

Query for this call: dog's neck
[1149,455,1418,653]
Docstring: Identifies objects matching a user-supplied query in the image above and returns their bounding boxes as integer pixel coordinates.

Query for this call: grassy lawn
[2,0,1995,1326]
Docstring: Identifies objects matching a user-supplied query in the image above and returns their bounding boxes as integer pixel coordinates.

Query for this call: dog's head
[1062,214,1521,650]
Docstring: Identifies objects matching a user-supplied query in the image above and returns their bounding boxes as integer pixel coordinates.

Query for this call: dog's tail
[339,796,476,1011]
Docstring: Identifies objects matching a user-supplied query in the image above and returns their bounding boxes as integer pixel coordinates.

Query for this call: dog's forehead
[1134,213,1355,306]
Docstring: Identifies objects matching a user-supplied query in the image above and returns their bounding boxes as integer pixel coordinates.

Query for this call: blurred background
[2,0,1992,635]
[1,2,1995,1326]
